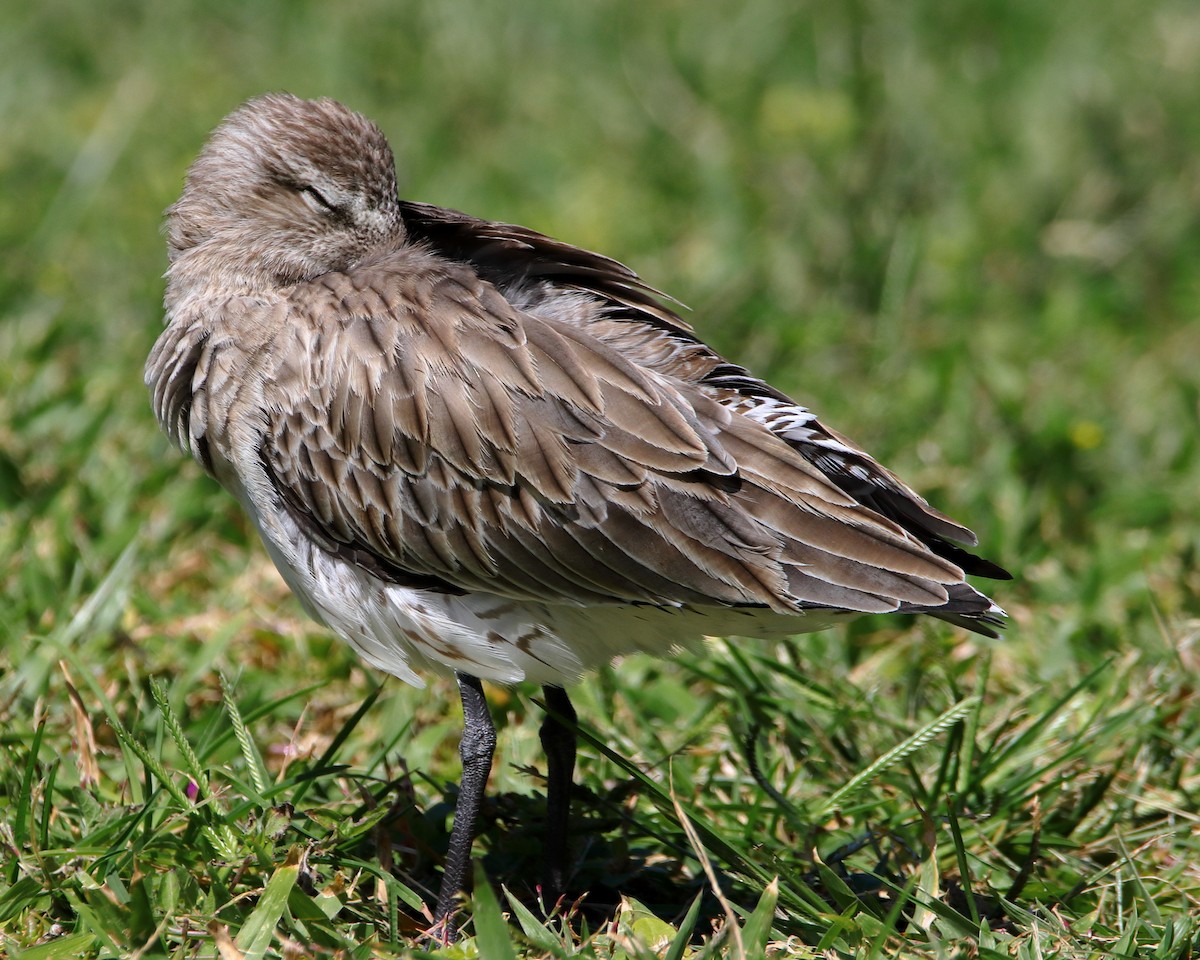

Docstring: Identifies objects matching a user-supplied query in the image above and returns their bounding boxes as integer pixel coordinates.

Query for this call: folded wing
[257,249,989,629]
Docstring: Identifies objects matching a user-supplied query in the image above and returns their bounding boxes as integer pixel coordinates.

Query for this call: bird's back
[398,202,1011,587]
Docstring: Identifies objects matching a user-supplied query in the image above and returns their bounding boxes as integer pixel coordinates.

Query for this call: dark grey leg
[432,672,496,936]
[539,685,577,905]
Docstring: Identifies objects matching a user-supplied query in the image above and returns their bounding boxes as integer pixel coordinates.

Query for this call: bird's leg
[432,672,496,936]
[539,685,577,907]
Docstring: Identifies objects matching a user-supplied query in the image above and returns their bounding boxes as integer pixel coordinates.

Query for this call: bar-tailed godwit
[146,94,1008,937]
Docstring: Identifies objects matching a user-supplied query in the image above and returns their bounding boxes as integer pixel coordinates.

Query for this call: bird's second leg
[539,685,577,907]
[432,672,497,938]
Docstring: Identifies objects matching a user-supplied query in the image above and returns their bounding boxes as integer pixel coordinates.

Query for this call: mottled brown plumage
[146,93,1008,935]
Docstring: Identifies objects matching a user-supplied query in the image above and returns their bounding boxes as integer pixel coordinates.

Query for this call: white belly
[251,495,848,687]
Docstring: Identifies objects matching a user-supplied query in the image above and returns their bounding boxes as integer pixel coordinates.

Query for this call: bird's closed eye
[299,184,338,213]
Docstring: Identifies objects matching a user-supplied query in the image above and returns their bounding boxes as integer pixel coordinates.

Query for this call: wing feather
[399,202,1010,584]
[256,246,992,623]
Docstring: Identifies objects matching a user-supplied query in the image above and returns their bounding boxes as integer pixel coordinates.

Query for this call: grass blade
[816,696,978,817]
[470,862,517,960]
[234,846,301,959]
[741,878,780,957]
[220,674,272,800]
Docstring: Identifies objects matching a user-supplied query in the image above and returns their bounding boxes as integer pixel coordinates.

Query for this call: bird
[146,93,1009,939]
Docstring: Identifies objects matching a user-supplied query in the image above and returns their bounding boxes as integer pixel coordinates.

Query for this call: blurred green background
[2,0,1198,955]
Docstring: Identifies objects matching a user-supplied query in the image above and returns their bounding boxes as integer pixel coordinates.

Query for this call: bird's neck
[165,241,291,314]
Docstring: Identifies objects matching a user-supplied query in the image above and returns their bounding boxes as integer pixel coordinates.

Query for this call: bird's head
[166,93,404,294]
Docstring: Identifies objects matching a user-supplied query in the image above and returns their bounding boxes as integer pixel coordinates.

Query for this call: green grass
[3,0,1199,956]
